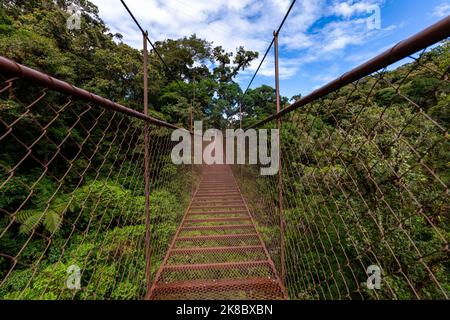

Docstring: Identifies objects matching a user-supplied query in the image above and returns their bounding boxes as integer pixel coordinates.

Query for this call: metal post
[143,31,152,295]
[239,103,242,130]
[191,75,195,133]
[274,30,285,288]
[239,102,243,179]
[190,76,195,191]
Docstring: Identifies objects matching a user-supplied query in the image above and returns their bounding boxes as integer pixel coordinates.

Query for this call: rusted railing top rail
[246,15,450,129]
[0,56,183,130]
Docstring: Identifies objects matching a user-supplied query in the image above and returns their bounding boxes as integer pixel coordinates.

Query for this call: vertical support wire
[143,30,152,295]
[274,30,286,290]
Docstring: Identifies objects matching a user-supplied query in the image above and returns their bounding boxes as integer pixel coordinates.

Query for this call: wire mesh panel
[236,43,449,300]
[0,74,195,299]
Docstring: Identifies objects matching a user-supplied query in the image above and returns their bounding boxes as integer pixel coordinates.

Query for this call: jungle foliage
[0,0,449,300]
[237,41,450,300]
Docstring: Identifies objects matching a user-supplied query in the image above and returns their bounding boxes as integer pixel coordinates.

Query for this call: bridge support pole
[143,31,152,295]
[274,30,285,289]
[239,103,243,179]
[190,76,195,193]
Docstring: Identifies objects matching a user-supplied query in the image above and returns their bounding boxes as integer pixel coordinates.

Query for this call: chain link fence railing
[235,36,449,299]
[0,60,197,299]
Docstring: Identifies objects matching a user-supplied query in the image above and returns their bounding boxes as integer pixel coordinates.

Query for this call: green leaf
[18,212,43,235]
[43,211,62,233]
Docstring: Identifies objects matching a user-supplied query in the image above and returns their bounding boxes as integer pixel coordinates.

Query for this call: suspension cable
[120,0,297,117]
[120,0,185,91]
[237,0,297,118]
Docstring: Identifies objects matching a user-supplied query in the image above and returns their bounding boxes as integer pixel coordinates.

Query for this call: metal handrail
[246,15,450,129]
[0,56,183,130]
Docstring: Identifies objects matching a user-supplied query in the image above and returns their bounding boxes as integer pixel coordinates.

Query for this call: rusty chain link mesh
[0,30,449,301]
[235,44,449,300]
[0,75,196,299]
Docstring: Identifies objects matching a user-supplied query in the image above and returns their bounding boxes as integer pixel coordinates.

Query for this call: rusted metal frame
[192,199,244,203]
[200,185,239,192]
[239,100,243,180]
[197,192,239,197]
[177,233,259,241]
[192,200,243,204]
[185,217,251,223]
[0,55,184,131]
[189,205,246,210]
[199,184,236,187]
[170,245,264,254]
[274,30,286,288]
[194,196,241,199]
[246,15,450,129]
[198,184,238,189]
[198,183,238,186]
[190,76,195,188]
[197,191,238,197]
[201,178,235,181]
[191,202,244,207]
[180,224,254,231]
[198,184,237,187]
[187,209,248,213]
[145,172,203,300]
[163,260,270,271]
[193,196,243,200]
[197,186,238,189]
[192,198,243,202]
[153,277,280,292]
[198,187,236,189]
[187,210,248,216]
[0,77,18,94]
[197,186,236,188]
[195,193,243,200]
[192,198,244,202]
[143,31,153,295]
[194,196,242,200]
[229,166,289,299]
[190,75,195,133]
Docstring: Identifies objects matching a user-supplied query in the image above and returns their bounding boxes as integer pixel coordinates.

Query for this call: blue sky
[90,0,450,99]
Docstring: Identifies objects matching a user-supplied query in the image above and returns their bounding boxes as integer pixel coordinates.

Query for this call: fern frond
[43,211,62,233]
[16,210,37,224]
[19,211,44,234]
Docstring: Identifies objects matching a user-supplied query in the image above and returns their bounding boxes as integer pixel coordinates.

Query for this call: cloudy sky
[90,0,450,99]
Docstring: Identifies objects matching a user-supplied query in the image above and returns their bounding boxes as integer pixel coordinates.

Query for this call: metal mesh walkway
[147,165,287,300]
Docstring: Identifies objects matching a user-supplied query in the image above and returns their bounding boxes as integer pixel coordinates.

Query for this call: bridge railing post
[239,103,243,179]
[191,76,195,193]
[274,30,285,288]
[143,30,152,295]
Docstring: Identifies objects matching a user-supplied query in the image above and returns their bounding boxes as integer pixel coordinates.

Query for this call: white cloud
[90,0,392,82]
[432,3,450,18]
[331,0,382,19]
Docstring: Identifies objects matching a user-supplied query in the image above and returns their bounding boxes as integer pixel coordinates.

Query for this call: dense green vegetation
[0,0,448,300]
[0,0,262,128]
[0,0,256,299]
[238,42,450,299]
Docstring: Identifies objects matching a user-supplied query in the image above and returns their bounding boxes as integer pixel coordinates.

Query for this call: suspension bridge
[0,8,449,300]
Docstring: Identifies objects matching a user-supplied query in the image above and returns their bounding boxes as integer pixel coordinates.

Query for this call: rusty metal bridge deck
[147,165,287,300]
